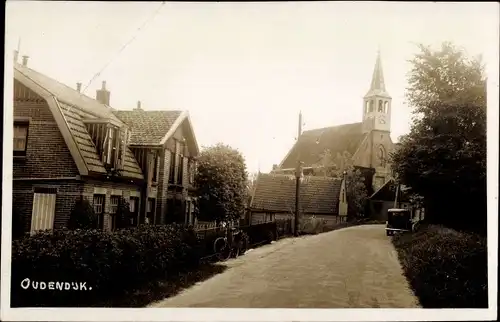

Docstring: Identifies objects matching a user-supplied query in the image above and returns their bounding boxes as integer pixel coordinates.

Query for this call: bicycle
[213,227,249,261]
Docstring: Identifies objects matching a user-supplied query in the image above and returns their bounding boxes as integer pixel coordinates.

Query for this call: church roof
[279,122,368,169]
[250,173,342,215]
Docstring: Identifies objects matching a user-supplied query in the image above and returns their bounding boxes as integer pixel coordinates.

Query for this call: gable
[250,173,342,214]
[14,64,144,180]
[280,122,367,169]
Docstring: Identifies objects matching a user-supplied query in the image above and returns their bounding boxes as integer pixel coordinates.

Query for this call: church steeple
[362,49,392,133]
[365,49,390,98]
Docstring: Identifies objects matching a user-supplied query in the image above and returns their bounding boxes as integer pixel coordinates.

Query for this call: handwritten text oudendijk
[20,278,92,291]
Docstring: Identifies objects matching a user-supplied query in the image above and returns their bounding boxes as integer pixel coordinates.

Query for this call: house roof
[250,173,342,215]
[14,63,144,179]
[279,122,368,169]
[369,179,410,202]
[113,109,182,145]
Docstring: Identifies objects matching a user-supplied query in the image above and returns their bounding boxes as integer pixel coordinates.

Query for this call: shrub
[12,209,27,240]
[11,224,201,307]
[68,198,98,230]
[392,224,488,308]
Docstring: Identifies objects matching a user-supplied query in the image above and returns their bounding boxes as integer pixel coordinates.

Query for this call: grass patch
[392,224,488,308]
[95,263,227,307]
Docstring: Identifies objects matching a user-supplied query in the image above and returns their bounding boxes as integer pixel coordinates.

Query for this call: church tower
[362,50,392,133]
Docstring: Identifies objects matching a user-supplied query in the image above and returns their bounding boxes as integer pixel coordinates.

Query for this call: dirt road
[149,224,420,308]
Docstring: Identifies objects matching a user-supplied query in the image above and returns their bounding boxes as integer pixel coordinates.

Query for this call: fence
[193,218,294,261]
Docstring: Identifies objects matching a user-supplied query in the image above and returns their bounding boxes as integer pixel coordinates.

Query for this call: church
[273,51,396,195]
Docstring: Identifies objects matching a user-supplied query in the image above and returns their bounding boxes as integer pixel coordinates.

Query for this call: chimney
[14,50,19,64]
[96,81,110,106]
[272,164,278,171]
[135,100,142,110]
[76,83,82,92]
[22,55,29,67]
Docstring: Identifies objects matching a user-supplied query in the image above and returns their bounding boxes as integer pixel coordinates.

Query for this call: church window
[384,101,389,113]
[369,100,374,112]
[378,146,386,167]
[378,100,383,112]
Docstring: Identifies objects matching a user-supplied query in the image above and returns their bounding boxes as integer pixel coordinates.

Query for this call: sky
[5,1,499,174]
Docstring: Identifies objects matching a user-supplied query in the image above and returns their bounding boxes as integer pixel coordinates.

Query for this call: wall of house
[13,180,84,232]
[83,180,142,231]
[13,81,79,179]
[158,119,196,225]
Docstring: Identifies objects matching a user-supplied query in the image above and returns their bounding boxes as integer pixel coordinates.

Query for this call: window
[378,146,386,167]
[30,187,57,235]
[129,196,139,226]
[129,197,136,212]
[85,122,125,170]
[93,194,105,229]
[369,100,374,112]
[14,121,29,156]
[106,127,120,168]
[146,198,156,225]
[384,101,389,113]
[168,150,176,184]
[109,196,120,230]
[152,152,159,183]
[378,100,384,112]
[177,155,184,185]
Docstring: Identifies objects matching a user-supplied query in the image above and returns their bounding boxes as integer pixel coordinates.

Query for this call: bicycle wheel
[218,242,232,261]
[213,237,226,254]
[239,233,249,254]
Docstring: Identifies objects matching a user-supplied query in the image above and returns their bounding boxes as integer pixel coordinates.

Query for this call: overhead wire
[82,1,166,94]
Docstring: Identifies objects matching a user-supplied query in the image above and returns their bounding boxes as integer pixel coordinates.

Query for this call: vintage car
[386,208,415,236]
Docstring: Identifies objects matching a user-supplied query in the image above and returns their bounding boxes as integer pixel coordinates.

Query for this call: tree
[312,150,368,218]
[194,143,248,224]
[68,198,98,230]
[391,42,486,233]
[246,172,259,207]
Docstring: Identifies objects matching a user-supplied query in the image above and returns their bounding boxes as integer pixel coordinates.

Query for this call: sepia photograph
[2,1,498,321]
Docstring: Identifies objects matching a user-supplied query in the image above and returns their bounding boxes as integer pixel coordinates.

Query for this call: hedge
[11,224,200,307]
[392,224,488,308]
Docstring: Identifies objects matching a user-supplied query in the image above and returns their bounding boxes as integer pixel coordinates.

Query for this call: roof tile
[113,109,182,145]
[280,122,367,169]
[250,173,342,214]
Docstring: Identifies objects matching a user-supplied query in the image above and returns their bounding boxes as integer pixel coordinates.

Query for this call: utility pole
[294,111,303,236]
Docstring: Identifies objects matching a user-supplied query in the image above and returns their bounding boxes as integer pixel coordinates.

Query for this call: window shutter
[114,128,120,169]
[120,128,128,169]
[102,127,110,163]
[30,192,56,235]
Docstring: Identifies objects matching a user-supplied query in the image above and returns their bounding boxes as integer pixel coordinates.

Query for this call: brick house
[248,173,347,225]
[12,55,198,234]
[113,104,199,226]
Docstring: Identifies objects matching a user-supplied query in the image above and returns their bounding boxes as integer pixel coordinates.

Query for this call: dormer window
[85,120,127,171]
